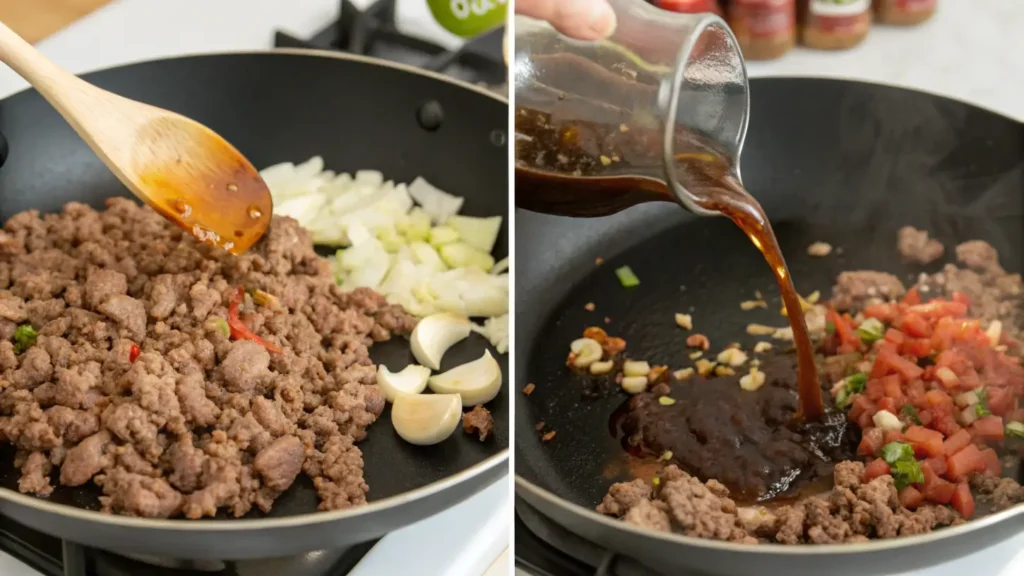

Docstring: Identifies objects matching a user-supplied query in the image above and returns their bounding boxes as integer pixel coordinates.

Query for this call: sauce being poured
[515,103,824,421]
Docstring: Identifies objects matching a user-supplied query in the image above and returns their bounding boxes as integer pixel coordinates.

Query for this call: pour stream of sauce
[515,99,824,421]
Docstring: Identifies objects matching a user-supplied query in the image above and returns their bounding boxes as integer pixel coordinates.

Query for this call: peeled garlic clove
[391,392,462,446]
[427,349,502,406]
[570,338,602,368]
[411,312,472,370]
[377,364,431,403]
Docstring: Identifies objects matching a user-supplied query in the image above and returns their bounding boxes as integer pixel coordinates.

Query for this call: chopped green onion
[13,324,37,354]
[890,459,925,490]
[659,450,673,462]
[1006,421,1024,438]
[652,476,661,486]
[206,317,231,338]
[846,373,867,394]
[825,321,835,335]
[615,266,640,288]
[975,388,991,418]
[881,441,915,464]
[881,441,923,489]
[855,318,885,343]
[835,387,852,409]
[901,404,922,425]
[658,396,676,406]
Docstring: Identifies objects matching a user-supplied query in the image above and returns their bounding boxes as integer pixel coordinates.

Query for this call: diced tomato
[923,477,956,504]
[858,428,885,457]
[873,348,924,382]
[865,378,885,401]
[924,455,948,477]
[864,303,899,322]
[879,375,902,400]
[935,349,969,375]
[901,338,933,359]
[917,409,934,426]
[849,395,874,422]
[828,308,861,352]
[952,291,972,307]
[931,413,961,438]
[863,458,891,482]
[902,288,922,306]
[970,416,1005,442]
[129,344,141,363]
[951,483,975,518]
[980,448,1002,477]
[905,379,927,403]
[884,328,907,345]
[925,389,954,412]
[986,387,1013,416]
[900,314,932,338]
[878,397,898,414]
[943,429,973,456]
[883,429,904,445]
[898,486,924,510]
[857,410,875,430]
[946,444,985,480]
[904,426,945,458]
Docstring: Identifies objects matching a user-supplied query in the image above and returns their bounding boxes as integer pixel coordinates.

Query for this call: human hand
[515,0,617,41]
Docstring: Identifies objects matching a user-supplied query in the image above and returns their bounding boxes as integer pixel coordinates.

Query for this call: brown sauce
[516,100,824,421]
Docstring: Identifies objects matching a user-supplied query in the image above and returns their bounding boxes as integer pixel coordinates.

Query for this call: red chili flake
[129,344,141,363]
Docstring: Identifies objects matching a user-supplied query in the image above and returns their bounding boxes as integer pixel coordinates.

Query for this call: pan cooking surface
[0,52,508,521]
[516,78,1024,515]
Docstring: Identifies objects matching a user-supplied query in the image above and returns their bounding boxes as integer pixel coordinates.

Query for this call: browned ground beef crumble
[0,199,417,518]
[463,405,494,441]
[598,234,1024,543]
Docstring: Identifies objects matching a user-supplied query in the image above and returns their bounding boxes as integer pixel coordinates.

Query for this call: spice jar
[801,0,871,50]
[874,0,936,26]
[657,0,724,15]
[727,0,796,61]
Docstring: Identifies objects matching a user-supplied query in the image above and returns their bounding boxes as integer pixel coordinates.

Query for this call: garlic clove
[570,338,603,368]
[427,349,503,406]
[391,392,462,446]
[410,312,472,370]
[377,364,431,403]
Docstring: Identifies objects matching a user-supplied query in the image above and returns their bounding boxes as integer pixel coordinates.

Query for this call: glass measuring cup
[513,0,749,216]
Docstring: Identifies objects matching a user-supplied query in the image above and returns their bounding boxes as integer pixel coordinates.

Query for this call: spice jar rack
[650,0,938,61]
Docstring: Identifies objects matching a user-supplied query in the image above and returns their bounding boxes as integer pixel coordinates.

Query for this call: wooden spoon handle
[0,21,107,133]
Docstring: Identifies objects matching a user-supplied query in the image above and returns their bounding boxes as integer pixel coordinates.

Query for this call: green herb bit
[890,459,925,490]
[658,396,676,406]
[825,321,835,335]
[846,372,867,394]
[13,324,37,354]
[615,266,640,288]
[974,387,991,418]
[881,441,915,465]
[835,387,852,410]
[1006,421,1024,439]
[855,318,885,343]
[976,403,992,418]
[901,404,922,425]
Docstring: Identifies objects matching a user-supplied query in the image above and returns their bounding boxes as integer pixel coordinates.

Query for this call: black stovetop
[274,0,506,93]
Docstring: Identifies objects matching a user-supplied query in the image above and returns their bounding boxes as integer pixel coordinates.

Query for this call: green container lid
[427,0,507,38]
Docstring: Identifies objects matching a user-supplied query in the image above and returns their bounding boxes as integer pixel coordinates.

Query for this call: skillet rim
[514,75,1024,555]
[0,49,509,529]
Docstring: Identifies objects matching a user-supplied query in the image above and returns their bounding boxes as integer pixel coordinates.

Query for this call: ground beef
[896,226,944,265]
[597,462,963,543]
[831,271,906,311]
[462,405,494,441]
[914,240,1024,341]
[0,200,416,517]
[970,473,1024,512]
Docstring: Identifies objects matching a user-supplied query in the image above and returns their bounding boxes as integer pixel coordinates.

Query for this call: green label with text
[427,0,507,38]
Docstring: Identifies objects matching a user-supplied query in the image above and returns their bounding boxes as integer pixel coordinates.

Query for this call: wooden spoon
[0,21,272,254]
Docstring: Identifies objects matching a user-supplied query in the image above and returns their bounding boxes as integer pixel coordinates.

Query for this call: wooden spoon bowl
[0,21,272,254]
